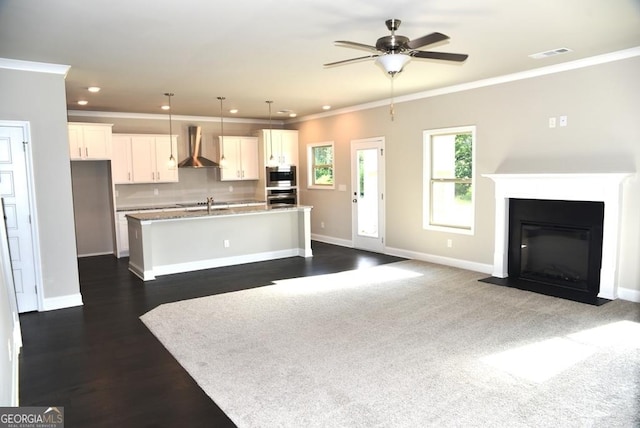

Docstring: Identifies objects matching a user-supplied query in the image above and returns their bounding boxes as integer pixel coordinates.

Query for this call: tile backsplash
[115,167,259,208]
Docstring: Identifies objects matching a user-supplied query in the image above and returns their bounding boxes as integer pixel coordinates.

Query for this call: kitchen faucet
[207,196,214,213]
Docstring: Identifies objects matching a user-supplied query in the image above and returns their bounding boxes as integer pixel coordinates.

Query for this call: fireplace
[506,198,604,304]
[483,173,632,303]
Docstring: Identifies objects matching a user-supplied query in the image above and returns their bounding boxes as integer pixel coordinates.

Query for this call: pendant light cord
[218,96,226,162]
[389,75,396,121]
[266,100,274,162]
[164,92,175,164]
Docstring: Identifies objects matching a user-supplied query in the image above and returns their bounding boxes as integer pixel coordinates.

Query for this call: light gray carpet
[141,260,640,427]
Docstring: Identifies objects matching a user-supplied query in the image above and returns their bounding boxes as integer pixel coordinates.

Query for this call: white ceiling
[1,0,639,120]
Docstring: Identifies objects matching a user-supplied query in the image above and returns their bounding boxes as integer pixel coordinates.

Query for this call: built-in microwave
[266,165,296,187]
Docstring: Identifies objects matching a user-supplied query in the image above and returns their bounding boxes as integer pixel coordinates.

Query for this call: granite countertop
[126,205,310,222]
[117,200,265,212]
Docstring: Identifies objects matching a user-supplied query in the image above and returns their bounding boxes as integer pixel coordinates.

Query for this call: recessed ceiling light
[322,105,331,110]
[161,105,170,110]
[229,109,238,114]
[277,109,291,114]
[528,48,572,59]
[77,100,88,106]
[289,113,297,118]
[87,86,101,93]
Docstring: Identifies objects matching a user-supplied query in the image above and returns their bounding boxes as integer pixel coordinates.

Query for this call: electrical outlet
[223,239,230,248]
[154,188,159,195]
[228,185,234,192]
[447,239,453,248]
[320,221,325,229]
[548,117,557,128]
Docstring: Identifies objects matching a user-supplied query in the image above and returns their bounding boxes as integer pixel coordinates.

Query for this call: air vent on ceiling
[528,48,573,59]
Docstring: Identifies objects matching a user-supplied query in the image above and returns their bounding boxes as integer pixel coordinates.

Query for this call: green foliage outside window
[311,145,334,185]
[454,133,472,201]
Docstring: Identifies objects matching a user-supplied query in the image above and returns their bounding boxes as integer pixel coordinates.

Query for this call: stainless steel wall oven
[267,188,297,207]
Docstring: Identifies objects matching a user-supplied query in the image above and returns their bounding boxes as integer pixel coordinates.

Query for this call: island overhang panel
[127,206,312,281]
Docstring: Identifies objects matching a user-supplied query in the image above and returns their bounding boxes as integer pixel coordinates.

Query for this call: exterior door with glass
[351,137,385,253]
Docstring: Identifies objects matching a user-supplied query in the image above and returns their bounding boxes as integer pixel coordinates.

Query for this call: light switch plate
[559,116,568,127]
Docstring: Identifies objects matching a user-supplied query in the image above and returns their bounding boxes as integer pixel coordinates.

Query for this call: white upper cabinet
[219,136,259,181]
[111,135,133,184]
[68,122,113,160]
[112,134,178,184]
[153,135,179,183]
[258,129,298,166]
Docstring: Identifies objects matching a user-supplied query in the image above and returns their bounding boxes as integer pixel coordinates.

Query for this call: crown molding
[67,110,282,126]
[0,57,70,76]
[293,46,640,123]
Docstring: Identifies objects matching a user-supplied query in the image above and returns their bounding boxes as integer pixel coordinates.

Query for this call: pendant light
[266,100,275,165]
[217,96,227,167]
[164,92,176,167]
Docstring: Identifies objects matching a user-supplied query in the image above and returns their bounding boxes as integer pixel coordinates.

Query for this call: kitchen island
[127,205,312,281]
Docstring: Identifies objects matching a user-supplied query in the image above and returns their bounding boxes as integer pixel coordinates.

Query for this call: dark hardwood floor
[19,241,404,427]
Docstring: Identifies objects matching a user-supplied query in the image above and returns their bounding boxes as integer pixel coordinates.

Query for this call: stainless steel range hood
[178,126,219,168]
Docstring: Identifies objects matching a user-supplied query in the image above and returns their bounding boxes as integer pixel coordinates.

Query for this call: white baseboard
[617,287,640,303]
[311,234,353,248]
[78,251,113,258]
[385,246,493,274]
[310,235,493,275]
[10,323,21,406]
[129,261,152,281]
[149,249,302,280]
[41,293,84,311]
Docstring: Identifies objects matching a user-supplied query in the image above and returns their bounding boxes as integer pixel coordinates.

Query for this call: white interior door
[0,123,38,312]
[351,137,385,253]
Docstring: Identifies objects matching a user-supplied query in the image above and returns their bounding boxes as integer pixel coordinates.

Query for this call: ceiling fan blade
[406,32,449,50]
[411,51,469,62]
[334,40,379,53]
[324,55,379,67]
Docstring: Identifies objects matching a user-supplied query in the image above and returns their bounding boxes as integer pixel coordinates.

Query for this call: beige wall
[0,66,82,301]
[71,161,115,256]
[293,56,640,294]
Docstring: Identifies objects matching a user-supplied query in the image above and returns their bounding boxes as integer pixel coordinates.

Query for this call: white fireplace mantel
[483,173,633,300]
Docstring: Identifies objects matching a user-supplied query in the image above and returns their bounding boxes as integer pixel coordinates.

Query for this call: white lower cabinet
[116,212,130,257]
[116,212,131,257]
[116,208,168,257]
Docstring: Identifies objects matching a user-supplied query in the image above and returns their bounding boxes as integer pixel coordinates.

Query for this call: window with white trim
[307,142,335,189]
[423,126,475,234]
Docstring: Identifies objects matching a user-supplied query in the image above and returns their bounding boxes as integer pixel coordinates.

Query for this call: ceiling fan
[324,19,469,75]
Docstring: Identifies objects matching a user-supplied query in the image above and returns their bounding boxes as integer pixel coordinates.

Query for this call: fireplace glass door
[520,224,590,290]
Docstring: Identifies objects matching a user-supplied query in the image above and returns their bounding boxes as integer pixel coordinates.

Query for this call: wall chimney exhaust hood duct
[178,126,219,168]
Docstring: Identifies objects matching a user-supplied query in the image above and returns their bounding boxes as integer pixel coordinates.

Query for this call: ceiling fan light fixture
[375,53,411,75]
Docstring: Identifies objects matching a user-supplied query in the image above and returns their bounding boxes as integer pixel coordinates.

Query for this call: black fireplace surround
[484,198,605,305]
